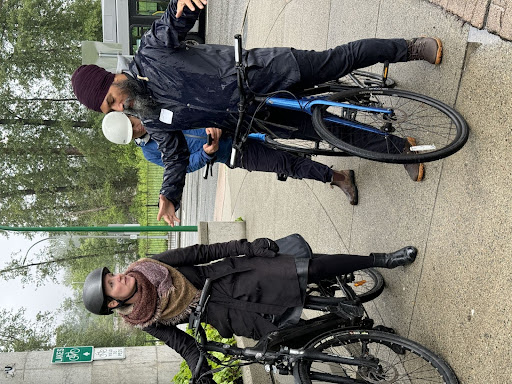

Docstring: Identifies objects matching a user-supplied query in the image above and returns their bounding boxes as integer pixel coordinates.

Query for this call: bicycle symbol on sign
[65,348,81,361]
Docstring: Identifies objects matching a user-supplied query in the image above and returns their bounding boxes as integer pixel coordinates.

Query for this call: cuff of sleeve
[159,191,181,212]
[202,150,215,160]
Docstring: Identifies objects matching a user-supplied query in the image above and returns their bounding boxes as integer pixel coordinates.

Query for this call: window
[130,25,152,52]
[135,0,168,16]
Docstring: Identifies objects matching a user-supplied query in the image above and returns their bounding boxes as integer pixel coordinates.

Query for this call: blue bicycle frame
[264,95,395,136]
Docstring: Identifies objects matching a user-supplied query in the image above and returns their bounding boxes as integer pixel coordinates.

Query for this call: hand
[205,127,222,142]
[203,140,219,155]
[203,127,222,155]
[157,195,181,226]
[176,0,207,18]
[247,238,279,258]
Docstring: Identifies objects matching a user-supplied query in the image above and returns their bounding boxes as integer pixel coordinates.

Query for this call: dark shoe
[407,37,442,65]
[403,137,425,182]
[372,246,417,269]
[331,170,358,205]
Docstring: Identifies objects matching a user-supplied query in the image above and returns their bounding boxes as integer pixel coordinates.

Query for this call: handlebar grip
[234,34,242,65]
[229,147,238,168]
[206,133,213,146]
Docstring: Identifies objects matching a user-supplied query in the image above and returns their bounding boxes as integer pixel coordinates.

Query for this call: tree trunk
[0,118,90,128]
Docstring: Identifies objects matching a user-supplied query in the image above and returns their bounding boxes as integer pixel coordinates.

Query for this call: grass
[132,150,169,256]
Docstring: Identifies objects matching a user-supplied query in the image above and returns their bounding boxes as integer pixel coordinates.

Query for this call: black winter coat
[142,234,311,376]
[128,0,301,203]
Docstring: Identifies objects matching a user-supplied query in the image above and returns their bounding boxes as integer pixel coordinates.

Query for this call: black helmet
[83,267,112,315]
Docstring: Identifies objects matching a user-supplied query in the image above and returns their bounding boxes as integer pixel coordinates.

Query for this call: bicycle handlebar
[234,34,243,65]
[229,34,248,168]
[189,278,212,332]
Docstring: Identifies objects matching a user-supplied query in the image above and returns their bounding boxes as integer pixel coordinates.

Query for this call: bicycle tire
[307,268,384,303]
[298,329,459,384]
[264,136,349,157]
[311,88,469,164]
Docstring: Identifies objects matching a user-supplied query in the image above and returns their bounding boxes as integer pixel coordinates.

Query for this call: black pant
[262,38,409,153]
[308,253,376,284]
[235,138,333,182]
[291,38,408,88]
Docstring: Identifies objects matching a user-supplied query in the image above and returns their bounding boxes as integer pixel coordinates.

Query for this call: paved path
[205,1,512,383]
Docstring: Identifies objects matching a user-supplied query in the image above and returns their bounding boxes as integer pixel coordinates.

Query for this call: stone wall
[428,0,512,40]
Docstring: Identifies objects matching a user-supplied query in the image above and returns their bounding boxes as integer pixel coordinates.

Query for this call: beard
[114,77,159,118]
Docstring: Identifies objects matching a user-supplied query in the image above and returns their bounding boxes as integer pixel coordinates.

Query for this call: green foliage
[0,308,56,352]
[172,325,241,384]
[0,110,141,227]
[132,159,169,256]
[55,299,148,348]
[0,0,168,354]
[0,0,140,228]
[1,0,102,89]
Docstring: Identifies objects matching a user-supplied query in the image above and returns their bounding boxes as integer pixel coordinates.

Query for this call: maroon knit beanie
[72,65,116,112]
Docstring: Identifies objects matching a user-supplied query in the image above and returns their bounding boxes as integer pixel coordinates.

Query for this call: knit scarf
[116,258,201,328]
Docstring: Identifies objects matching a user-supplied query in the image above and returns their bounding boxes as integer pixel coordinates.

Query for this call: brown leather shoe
[403,137,425,182]
[407,37,442,65]
[331,170,358,205]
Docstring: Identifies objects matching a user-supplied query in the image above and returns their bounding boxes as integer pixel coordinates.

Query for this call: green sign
[52,346,94,364]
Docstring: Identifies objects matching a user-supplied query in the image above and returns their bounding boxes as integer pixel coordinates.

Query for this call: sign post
[51,346,94,364]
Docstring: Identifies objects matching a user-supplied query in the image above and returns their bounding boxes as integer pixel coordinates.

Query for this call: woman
[82,234,416,382]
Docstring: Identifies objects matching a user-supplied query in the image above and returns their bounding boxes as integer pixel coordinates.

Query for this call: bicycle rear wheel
[298,329,459,383]
[312,88,469,164]
[264,136,349,157]
[307,269,384,303]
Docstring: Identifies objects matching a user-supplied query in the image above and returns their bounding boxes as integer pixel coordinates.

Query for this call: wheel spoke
[312,88,468,163]
[299,330,457,383]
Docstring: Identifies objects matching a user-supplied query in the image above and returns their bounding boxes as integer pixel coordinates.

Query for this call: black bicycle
[228,35,469,166]
[189,271,458,384]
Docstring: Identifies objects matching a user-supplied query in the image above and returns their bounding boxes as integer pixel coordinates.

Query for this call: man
[72,0,441,224]
[82,234,417,382]
[102,112,359,211]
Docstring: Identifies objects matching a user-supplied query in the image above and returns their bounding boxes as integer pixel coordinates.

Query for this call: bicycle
[188,271,459,384]
[228,35,469,166]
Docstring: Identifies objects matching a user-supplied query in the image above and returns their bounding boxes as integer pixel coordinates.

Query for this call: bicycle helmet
[83,267,112,315]
[102,112,132,144]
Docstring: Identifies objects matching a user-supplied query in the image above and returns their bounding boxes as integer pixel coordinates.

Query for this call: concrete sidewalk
[208,0,512,383]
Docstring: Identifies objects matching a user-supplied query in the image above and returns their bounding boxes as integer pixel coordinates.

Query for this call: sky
[0,232,70,321]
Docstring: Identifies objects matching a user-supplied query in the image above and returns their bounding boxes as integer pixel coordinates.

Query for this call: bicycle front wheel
[264,136,349,157]
[298,329,459,383]
[312,88,469,164]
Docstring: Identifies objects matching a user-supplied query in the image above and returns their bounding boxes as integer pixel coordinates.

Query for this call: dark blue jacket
[127,0,300,205]
[131,1,300,132]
